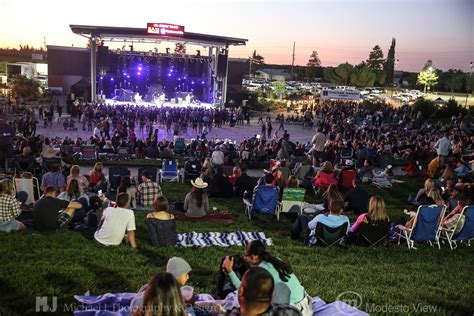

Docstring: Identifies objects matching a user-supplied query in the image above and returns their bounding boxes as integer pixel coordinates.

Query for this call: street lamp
[465,61,473,107]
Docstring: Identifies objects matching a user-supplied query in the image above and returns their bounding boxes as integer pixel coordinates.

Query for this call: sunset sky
[1,0,472,72]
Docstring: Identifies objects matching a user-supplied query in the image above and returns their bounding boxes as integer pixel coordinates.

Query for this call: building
[255,68,290,81]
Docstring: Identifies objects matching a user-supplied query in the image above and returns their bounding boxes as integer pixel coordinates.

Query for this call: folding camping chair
[138,166,159,184]
[356,220,391,246]
[339,147,354,165]
[80,145,97,160]
[184,159,202,180]
[161,159,182,183]
[108,166,131,192]
[14,176,41,206]
[173,137,186,156]
[397,204,445,249]
[441,205,474,250]
[243,185,281,220]
[313,222,348,247]
[280,187,306,215]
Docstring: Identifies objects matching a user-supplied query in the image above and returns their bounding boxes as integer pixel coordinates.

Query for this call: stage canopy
[70,24,247,105]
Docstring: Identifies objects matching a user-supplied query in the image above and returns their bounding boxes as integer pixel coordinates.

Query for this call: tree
[417,62,438,93]
[383,38,396,85]
[324,63,354,85]
[9,75,41,102]
[350,66,376,87]
[272,80,286,100]
[307,51,321,67]
[306,51,321,80]
[251,50,265,65]
[442,69,464,95]
[366,45,385,72]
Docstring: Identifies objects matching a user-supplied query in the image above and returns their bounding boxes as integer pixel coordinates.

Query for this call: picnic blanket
[73,292,368,316]
[172,211,234,224]
[176,231,272,248]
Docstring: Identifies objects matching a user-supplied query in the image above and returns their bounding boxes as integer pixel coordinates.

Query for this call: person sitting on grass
[291,198,350,245]
[33,186,82,231]
[313,161,337,189]
[130,257,192,314]
[88,162,106,192]
[132,272,189,316]
[222,240,311,315]
[227,267,302,316]
[94,192,137,249]
[118,176,137,209]
[67,165,89,193]
[344,178,370,215]
[184,178,209,218]
[41,165,66,193]
[0,179,25,233]
[137,171,162,210]
[146,195,176,247]
[412,178,436,205]
[349,196,390,234]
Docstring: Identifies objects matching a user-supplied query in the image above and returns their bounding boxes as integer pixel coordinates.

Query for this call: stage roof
[70,24,247,47]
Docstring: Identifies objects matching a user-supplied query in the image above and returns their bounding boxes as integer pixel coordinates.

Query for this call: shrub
[412,98,436,119]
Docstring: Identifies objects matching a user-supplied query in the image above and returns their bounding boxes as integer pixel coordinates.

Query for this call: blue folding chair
[161,159,182,183]
[441,205,474,250]
[243,185,281,220]
[397,204,445,249]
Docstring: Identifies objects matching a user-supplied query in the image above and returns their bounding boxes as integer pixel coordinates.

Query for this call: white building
[255,68,290,81]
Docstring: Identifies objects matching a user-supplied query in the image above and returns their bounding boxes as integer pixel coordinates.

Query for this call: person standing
[0,119,15,168]
[434,132,451,164]
[266,119,273,139]
[311,127,327,163]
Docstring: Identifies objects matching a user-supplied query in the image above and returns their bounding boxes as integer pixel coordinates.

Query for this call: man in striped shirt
[0,192,25,232]
[137,171,162,209]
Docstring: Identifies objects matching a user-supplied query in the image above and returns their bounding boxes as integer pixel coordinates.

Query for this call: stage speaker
[98,46,109,70]
[217,53,228,77]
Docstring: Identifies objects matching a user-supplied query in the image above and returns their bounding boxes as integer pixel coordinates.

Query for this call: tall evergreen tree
[384,38,396,85]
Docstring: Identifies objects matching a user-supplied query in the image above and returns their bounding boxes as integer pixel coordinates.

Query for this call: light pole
[391,58,399,98]
[466,61,473,107]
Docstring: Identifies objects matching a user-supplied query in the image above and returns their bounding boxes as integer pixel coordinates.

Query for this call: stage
[104,98,215,109]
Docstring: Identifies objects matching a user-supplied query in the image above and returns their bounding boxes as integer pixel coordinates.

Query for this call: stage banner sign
[320,89,361,101]
[147,23,185,37]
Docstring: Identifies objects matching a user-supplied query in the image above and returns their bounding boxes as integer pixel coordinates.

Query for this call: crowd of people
[0,98,473,315]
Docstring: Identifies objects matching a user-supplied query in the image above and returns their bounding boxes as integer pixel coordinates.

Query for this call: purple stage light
[122,72,127,76]
[137,72,141,76]
[168,73,171,77]
[127,75,130,78]
[111,78,114,81]
[201,80,205,84]
[100,76,103,80]
[191,81,195,84]
[138,66,142,71]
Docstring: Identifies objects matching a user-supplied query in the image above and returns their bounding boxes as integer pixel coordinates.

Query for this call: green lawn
[1,178,473,315]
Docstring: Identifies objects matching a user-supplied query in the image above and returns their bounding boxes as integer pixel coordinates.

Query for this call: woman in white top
[118,176,137,209]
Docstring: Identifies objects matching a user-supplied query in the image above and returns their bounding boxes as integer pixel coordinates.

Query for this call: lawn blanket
[73,292,368,315]
[176,231,272,248]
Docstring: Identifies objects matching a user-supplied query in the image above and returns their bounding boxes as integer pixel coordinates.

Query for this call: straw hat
[191,177,208,189]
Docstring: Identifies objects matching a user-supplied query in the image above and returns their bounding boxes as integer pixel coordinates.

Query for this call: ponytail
[246,240,293,282]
